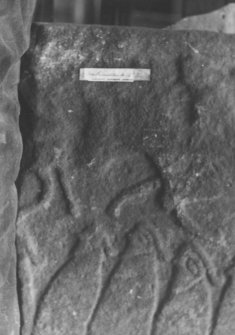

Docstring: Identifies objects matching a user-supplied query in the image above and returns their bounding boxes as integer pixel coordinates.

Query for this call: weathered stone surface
[0,1,35,335]
[172,4,235,33]
[18,23,235,335]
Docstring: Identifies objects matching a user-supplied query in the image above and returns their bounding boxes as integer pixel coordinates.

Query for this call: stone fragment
[0,1,36,335]
[171,3,235,33]
[18,23,235,335]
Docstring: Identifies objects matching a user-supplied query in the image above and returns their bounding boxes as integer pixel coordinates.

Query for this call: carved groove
[54,167,74,216]
[31,237,81,334]
[149,242,188,335]
[105,176,161,218]
[84,223,140,335]
[83,249,106,335]
[55,166,83,219]
[17,167,55,231]
[207,275,231,335]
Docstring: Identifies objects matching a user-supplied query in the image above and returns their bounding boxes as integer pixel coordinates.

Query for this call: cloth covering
[0,1,36,334]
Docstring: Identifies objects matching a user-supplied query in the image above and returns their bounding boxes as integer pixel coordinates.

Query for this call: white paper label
[80,68,151,82]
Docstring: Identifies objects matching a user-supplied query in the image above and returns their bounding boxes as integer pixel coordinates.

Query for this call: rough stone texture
[172,4,235,33]
[0,1,36,335]
[18,23,235,335]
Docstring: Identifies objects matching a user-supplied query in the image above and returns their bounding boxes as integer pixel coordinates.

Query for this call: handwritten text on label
[80,68,151,82]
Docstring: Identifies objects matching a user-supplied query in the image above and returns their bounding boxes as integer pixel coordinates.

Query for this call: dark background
[35,0,234,27]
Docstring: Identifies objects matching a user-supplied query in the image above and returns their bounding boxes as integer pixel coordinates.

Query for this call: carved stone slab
[17,23,235,335]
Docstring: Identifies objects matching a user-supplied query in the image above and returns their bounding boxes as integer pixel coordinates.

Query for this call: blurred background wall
[34,0,234,28]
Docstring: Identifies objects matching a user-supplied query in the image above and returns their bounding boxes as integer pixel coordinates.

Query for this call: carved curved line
[83,249,106,335]
[18,165,82,226]
[83,222,140,335]
[30,223,96,334]
[143,229,161,335]
[174,276,204,295]
[148,240,188,335]
[170,206,230,335]
[55,166,83,219]
[30,236,81,335]
[105,176,161,218]
[17,166,55,232]
[54,167,75,216]
[141,225,185,334]
[190,241,222,287]
[183,240,227,335]
[206,257,235,335]
[170,206,222,285]
[206,275,231,335]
